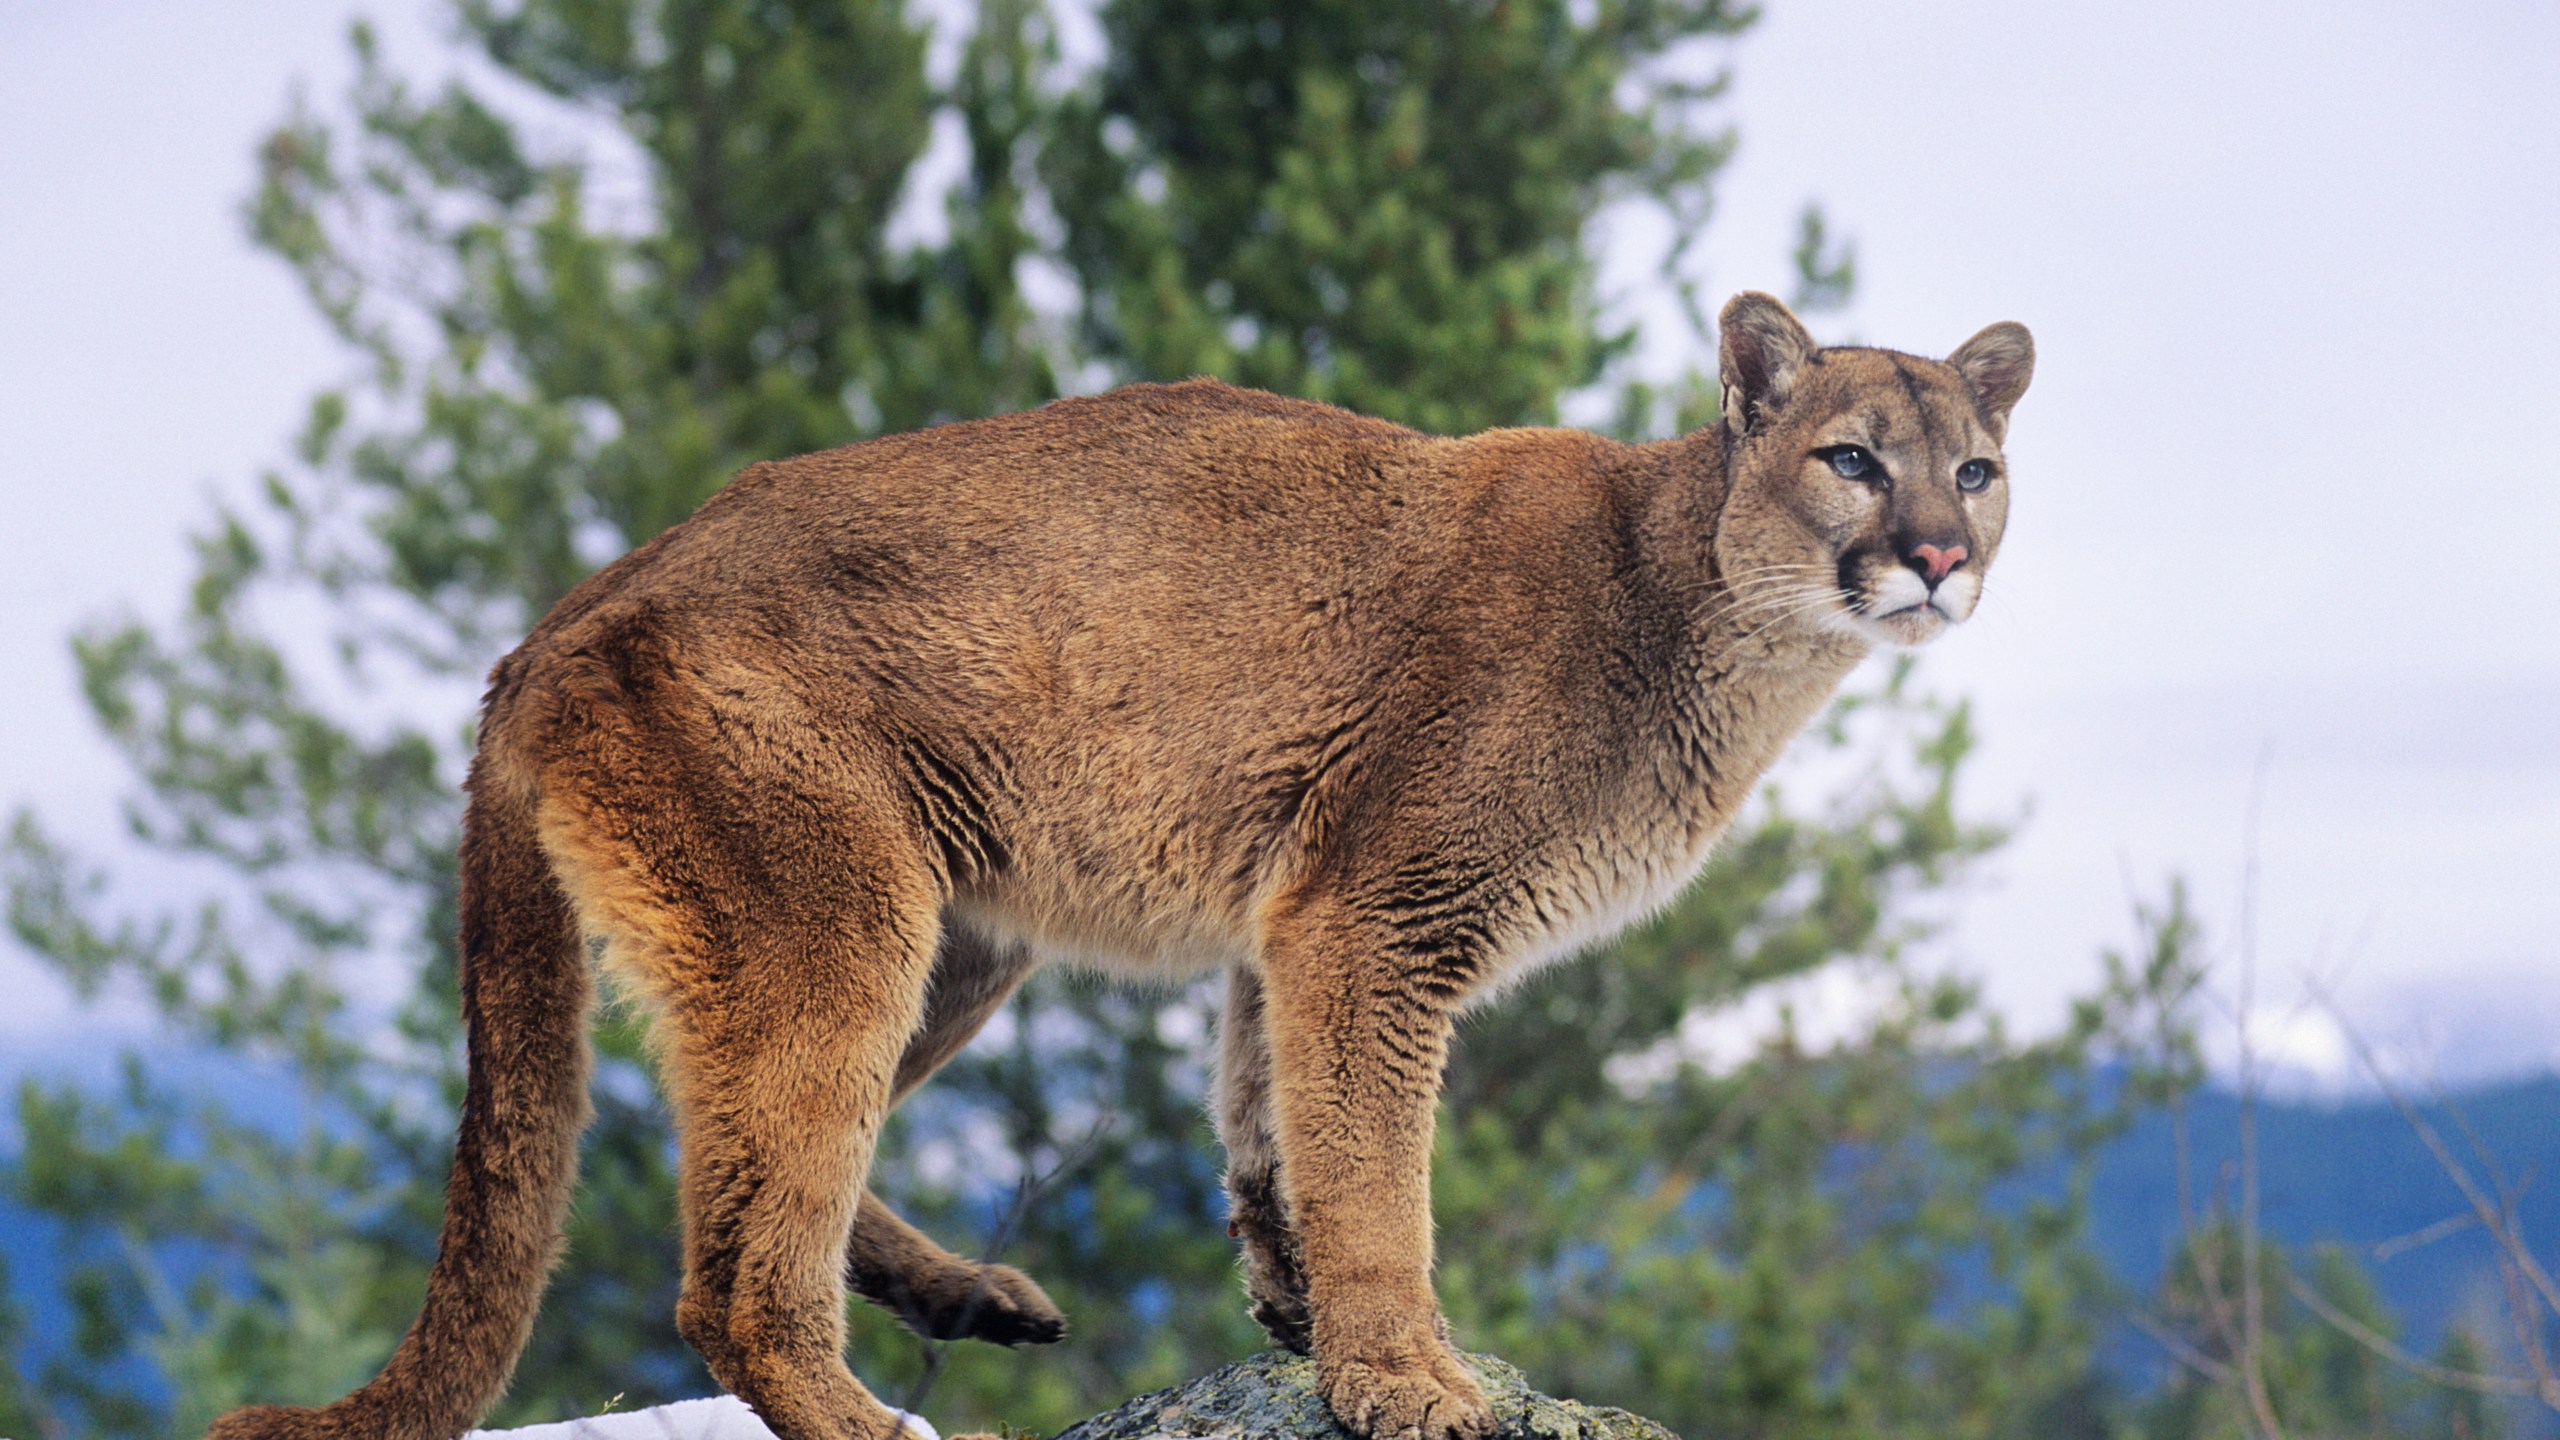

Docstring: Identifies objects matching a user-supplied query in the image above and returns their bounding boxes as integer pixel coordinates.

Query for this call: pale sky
[3,0,2555,1084]
[1691,0,2560,1084]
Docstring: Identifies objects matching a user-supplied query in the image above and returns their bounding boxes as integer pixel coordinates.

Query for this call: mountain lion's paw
[1320,1346,1495,1440]
[1248,1289,1313,1354]
[941,1262,1066,1346]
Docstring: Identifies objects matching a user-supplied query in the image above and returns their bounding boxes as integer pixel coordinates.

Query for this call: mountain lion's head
[1711,291,2034,649]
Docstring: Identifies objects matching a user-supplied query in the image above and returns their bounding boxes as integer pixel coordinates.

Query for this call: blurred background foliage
[0,1,2526,1437]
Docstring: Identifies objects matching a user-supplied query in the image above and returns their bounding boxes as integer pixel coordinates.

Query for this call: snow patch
[464,1398,938,1440]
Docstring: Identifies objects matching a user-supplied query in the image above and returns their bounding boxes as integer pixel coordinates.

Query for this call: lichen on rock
[443,1352,1673,1440]
[1051,1351,1679,1440]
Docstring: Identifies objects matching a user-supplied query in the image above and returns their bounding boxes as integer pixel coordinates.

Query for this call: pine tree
[1044,0,1747,433]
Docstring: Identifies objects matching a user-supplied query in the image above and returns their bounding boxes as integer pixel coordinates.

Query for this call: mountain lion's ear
[1718,291,1818,438]
[1947,321,2035,440]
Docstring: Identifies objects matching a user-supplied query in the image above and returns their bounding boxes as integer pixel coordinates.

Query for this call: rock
[443,1353,1669,1440]
[1052,1351,1679,1440]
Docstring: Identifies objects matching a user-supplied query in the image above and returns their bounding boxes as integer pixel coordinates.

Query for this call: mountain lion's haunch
[206,293,2032,1440]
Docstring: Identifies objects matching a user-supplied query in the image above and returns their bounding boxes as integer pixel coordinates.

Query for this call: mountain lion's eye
[1819,446,1877,481]
[1956,459,1995,492]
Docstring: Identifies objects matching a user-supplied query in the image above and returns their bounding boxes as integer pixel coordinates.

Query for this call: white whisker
[1676,561,1832,597]
[1724,586,1852,649]
[1717,580,1841,620]
[1732,601,1842,651]
[1713,591,1828,629]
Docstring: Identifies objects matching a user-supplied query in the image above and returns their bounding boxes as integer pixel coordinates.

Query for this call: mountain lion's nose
[1906,542,1969,585]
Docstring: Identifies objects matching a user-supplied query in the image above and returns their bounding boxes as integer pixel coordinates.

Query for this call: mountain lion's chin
[1856,605,1949,649]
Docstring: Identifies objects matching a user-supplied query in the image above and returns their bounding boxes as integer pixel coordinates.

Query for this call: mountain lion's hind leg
[1215,962,1312,1352]
[1258,888,1494,1440]
[621,820,944,1440]
[845,929,1063,1347]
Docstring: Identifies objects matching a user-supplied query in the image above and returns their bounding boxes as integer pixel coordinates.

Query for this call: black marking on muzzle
[1835,550,1868,614]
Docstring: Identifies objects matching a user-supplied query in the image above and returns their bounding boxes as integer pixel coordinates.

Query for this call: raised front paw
[1319,1344,1495,1440]
[934,1261,1067,1346]
[873,1259,1065,1347]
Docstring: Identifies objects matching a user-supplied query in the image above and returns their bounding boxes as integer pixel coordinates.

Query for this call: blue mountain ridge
[5,1064,2556,1401]
[2087,1073,2560,1361]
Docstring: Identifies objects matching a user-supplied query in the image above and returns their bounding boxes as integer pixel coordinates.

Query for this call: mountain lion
[208,292,2032,1440]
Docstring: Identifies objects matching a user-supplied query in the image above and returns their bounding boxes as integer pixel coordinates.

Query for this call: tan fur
[206,294,2031,1440]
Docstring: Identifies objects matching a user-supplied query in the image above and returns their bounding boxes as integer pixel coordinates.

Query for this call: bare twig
[2305,979,2560,1319]
[2282,1271,2542,1400]
[2132,1306,2235,1385]
[2141,889,2261,1424]
[2298,974,2560,1415]
[2494,1244,2560,1412]
[2371,1211,2480,1263]
[2228,747,2288,1440]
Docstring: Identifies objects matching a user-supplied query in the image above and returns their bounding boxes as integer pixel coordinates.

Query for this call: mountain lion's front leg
[1258,889,1493,1440]
[1215,962,1312,1352]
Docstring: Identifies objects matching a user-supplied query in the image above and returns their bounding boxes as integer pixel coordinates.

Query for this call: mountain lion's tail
[206,761,594,1440]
